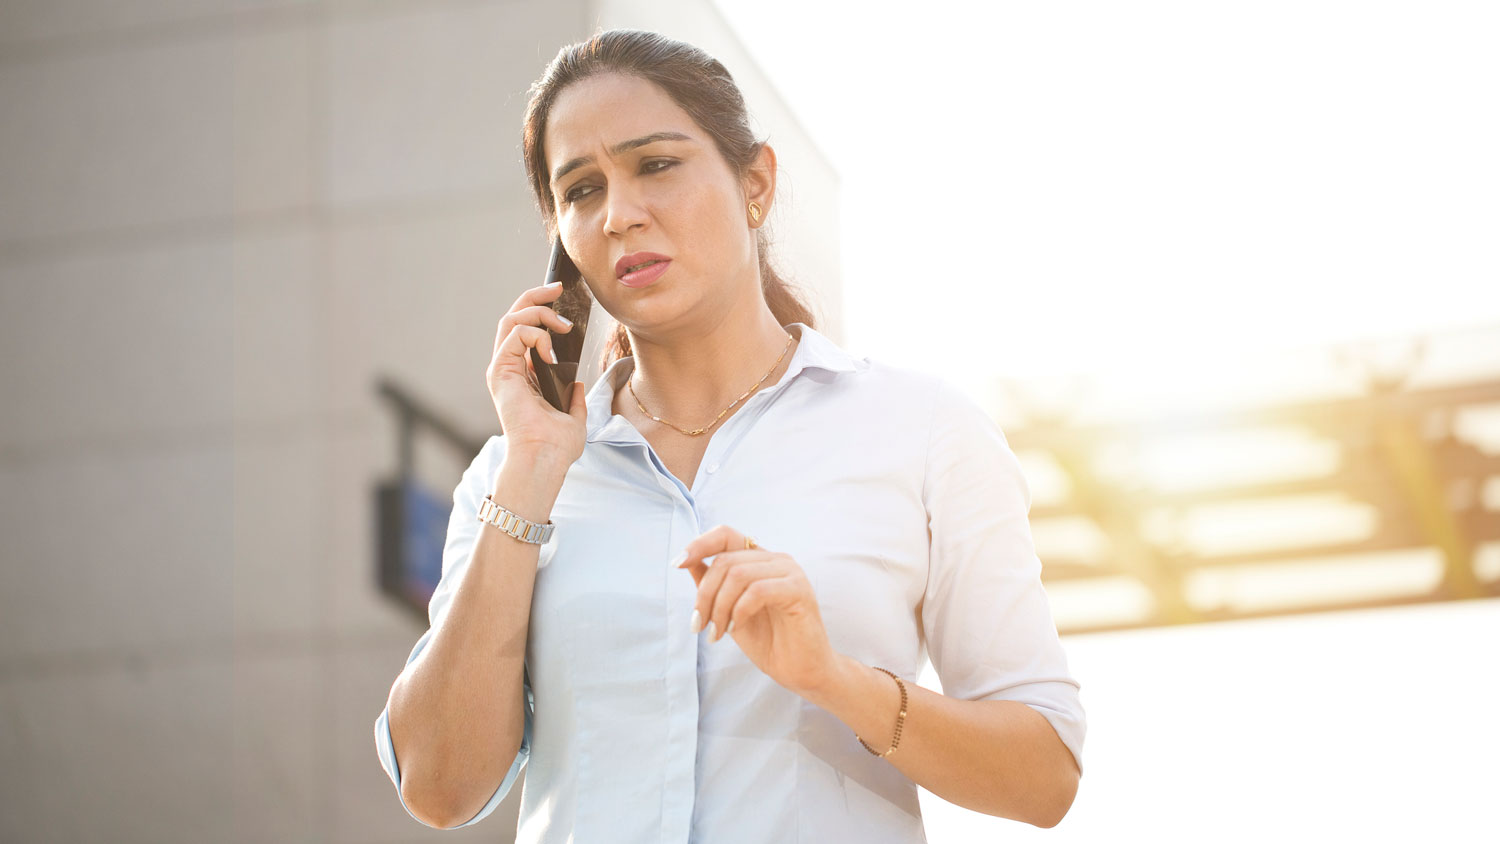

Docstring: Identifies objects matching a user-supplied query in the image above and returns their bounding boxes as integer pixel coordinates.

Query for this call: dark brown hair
[521,29,818,369]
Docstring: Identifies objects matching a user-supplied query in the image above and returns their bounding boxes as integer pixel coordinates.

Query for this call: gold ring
[745,536,758,550]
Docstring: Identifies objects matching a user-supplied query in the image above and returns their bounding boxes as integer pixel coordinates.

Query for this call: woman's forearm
[798,653,1080,828]
[385,451,568,828]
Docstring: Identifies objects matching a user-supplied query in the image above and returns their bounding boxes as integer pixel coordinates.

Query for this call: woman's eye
[563,161,675,204]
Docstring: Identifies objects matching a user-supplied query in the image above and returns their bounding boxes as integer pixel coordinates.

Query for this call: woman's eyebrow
[551,131,693,186]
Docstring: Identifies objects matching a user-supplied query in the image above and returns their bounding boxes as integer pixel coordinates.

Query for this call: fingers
[672,524,774,640]
[568,379,587,422]
[495,283,564,349]
[675,546,780,639]
[700,560,784,642]
[671,524,750,580]
[494,303,574,357]
[499,325,558,371]
[507,280,566,318]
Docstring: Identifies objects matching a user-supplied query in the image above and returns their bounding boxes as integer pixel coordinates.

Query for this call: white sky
[713,0,1500,417]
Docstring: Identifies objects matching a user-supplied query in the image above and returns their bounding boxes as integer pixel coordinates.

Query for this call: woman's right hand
[487,281,589,467]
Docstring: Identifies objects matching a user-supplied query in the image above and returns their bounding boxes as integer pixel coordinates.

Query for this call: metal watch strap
[476,494,555,545]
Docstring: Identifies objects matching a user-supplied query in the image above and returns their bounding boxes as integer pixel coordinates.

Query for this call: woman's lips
[618,259,670,288]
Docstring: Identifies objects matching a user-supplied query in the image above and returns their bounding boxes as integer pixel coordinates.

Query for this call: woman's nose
[603,183,649,236]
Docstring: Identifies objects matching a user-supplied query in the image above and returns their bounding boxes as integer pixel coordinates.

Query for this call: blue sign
[400,478,450,608]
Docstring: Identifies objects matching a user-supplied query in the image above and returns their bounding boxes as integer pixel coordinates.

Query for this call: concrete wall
[0,1,839,841]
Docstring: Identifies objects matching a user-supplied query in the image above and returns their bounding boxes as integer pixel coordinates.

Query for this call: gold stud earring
[748,201,762,223]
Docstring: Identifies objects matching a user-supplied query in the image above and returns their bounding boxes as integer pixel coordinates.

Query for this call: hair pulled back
[521,29,818,368]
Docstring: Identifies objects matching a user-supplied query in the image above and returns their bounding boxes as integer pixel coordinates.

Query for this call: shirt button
[706,462,719,473]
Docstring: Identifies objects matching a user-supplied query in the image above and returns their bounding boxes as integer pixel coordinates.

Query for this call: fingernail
[545,280,563,288]
[689,608,703,634]
[725,620,734,636]
[557,314,573,327]
[706,620,717,641]
[669,552,687,568]
[549,349,559,364]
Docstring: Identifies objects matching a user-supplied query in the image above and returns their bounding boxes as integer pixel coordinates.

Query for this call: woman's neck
[622,309,799,431]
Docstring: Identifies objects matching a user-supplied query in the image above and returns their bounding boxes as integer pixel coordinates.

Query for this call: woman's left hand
[673,524,838,698]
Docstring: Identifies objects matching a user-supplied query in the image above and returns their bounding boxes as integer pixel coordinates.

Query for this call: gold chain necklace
[628,331,794,436]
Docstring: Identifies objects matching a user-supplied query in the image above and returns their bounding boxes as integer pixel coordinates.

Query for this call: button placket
[662,502,703,844]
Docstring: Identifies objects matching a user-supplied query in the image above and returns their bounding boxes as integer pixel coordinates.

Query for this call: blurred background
[1,0,1495,842]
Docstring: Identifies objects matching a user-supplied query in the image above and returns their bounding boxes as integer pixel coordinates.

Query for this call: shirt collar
[584,322,864,444]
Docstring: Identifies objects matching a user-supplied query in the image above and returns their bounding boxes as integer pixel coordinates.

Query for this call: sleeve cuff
[975,679,1085,777]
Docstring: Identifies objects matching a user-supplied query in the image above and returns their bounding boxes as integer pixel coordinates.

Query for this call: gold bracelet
[855,666,907,758]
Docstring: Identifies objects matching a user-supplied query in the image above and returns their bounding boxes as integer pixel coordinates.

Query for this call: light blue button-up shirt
[375,322,1085,842]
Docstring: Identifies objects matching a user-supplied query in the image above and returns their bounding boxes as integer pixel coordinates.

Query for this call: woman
[376,29,1085,842]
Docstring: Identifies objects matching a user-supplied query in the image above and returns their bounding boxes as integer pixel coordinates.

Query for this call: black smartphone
[528,236,591,412]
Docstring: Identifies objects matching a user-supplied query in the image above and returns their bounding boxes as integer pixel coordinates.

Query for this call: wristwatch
[477,494,556,545]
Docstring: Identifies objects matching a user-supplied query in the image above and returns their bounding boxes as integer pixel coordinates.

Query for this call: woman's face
[543,72,766,334]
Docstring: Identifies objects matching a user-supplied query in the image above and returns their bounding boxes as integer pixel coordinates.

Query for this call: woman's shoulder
[841,352,967,407]
[453,433,510,496]
[847,353,1015,448]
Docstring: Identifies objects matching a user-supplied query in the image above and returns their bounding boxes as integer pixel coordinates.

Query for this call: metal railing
[1008,342,1500,634]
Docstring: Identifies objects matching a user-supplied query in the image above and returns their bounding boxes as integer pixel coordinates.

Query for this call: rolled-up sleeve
[373,434,548,829]
[919,380,1086,775]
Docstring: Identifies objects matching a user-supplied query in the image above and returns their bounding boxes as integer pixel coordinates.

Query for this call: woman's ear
[743,142,777,227]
